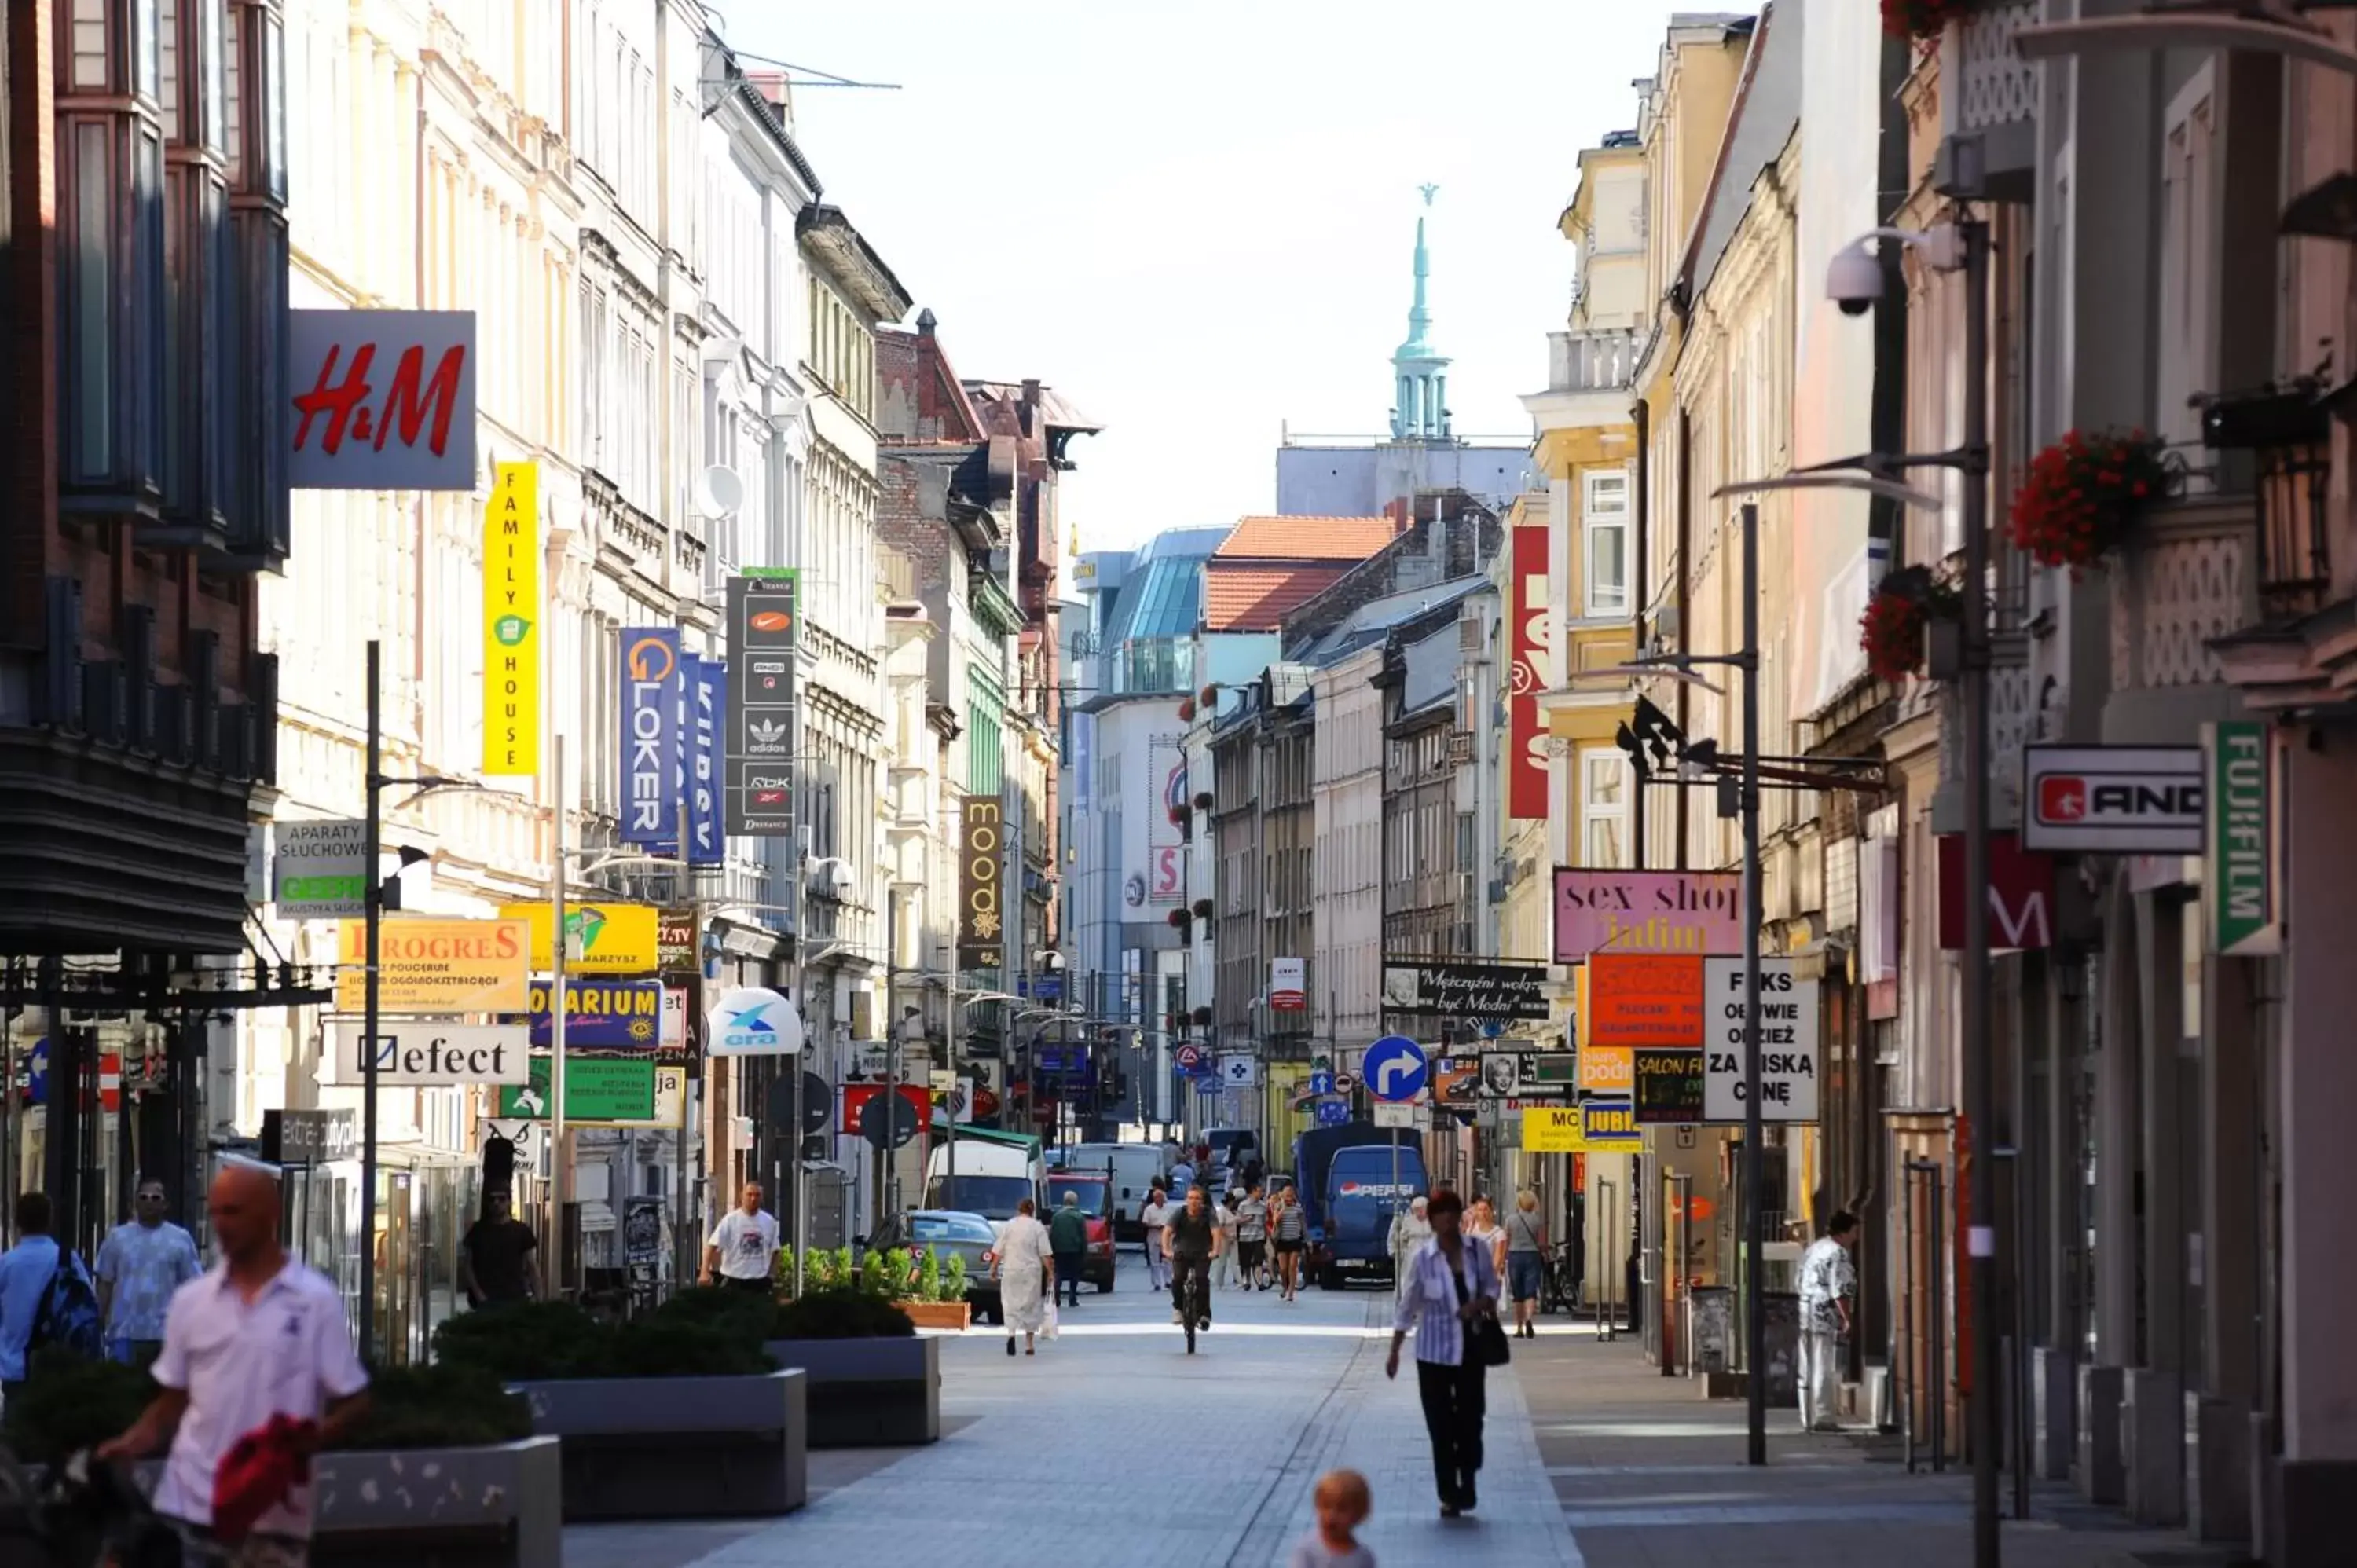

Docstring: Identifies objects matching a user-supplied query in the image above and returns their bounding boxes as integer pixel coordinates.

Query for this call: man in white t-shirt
[702,1182,781,1292]
[102,1159,371,1566]
[1138,1187,1171,1291]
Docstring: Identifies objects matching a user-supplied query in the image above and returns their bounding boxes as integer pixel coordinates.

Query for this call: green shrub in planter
[651,1284,775,1344]
[602,1321,774,1378]
[333,1364,532,1451]
[768,1288,915,1340]
[2,1348,156,1464]
[431,1301,610,1381]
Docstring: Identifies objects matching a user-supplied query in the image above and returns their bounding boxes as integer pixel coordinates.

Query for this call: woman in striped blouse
[1384,1187,1500,1518]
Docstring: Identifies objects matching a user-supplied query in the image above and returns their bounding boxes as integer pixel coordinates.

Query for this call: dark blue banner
[686,655,724,867]
[619,628,680,848]
[522,978,663,1056]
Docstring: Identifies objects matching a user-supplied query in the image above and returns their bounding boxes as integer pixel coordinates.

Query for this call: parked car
[1058,1142,1169,1241]
[866,1208,1003,1323]
[1041,1170,1118,1291]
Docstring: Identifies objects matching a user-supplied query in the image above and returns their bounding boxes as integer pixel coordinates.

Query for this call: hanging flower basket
[1191,791,1213,812]
[1190,1006,1213,1026]
[1881,0,1970,38]
[1177,698,1196,722]
[2007,428,2167,570]
[1859,566,1962,683]
[1191,898,1213,919]
[1168,804,1189,827]
[1199,683,1219,707]
[1167,909,1190,931]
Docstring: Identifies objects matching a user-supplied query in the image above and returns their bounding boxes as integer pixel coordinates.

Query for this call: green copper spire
[1390,185,1452,441]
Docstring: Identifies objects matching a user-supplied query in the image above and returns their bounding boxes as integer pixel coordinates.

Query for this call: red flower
[1880,0,1969,38]
[2006,430,2166,569]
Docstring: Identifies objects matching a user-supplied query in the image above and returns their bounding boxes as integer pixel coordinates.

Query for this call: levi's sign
[1700,958,1819,1123]
[2022,745,2204,854]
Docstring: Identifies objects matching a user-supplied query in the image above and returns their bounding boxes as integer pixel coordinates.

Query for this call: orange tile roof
[1215,515,1393,562]
[1203,562,1354,632]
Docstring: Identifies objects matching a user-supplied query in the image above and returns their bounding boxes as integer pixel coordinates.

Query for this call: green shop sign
[497,1056,657,1123]
[2206,720,2278,955]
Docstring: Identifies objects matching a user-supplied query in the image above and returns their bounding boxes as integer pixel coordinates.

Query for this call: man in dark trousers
[1048,1191,1090,1308]
[460,1190,539,1309]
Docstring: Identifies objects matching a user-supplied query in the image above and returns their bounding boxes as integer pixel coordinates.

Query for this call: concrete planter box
[313,1438,563,1568]
[763,1335,940,1449]
[511,1371,807,1522]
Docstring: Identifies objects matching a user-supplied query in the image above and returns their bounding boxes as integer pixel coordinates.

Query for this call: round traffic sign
[1361,1036,1428,1102]
[1174,1043,1203,1071]
[862,1091,922,1151]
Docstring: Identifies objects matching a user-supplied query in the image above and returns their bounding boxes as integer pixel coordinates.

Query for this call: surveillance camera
[827,859,856,896]
[1826,244,1883,317]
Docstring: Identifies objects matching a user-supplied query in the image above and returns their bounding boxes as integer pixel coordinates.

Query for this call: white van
[922,1128,1046,1241]
[1056,1142,1168,1241]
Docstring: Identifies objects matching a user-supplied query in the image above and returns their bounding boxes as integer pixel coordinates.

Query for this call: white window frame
[1583,468,1631,617]
[1581,750,1630,870]
[2156,63,2217,472]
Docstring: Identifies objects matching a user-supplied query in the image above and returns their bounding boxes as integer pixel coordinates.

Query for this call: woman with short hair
[991,1197,1054,1357]
[1386,1187,1501,1517]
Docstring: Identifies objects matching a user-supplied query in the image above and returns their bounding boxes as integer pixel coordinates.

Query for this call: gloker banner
[726,570,798,837]
[959,794,1004,969]
[619,627,680,848]
[1508,523,1549,820]
[1378,960,1549,1020]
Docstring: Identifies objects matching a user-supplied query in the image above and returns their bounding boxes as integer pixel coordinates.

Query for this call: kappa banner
[335,918,530,1014]
[482,462,541,776]
[959,795,1004,969]
[1508,524,1549,820]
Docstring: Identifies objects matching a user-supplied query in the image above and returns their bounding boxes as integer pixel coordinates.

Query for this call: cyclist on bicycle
[1162,1184,1220,1334]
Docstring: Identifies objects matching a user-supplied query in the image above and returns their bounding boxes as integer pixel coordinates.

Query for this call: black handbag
[1453,1261,1512,1367]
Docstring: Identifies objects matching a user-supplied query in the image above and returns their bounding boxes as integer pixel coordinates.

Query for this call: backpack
[31,1249,104,1360]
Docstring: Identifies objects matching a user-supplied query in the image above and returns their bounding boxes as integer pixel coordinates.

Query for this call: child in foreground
[1289,1468,1376,1567]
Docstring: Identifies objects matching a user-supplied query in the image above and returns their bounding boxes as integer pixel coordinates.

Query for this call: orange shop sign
[1586,953,1705,1046]
[335,917,531,1015]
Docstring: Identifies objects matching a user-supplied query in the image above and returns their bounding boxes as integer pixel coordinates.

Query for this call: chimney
[1386,498,1410,537]
[742,69,791,119]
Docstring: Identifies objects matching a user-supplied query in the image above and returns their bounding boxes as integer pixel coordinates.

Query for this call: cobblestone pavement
[565,1250,2225,1567]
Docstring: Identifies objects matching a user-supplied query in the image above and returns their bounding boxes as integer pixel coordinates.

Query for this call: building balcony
[1935,2,2037,203]
[2102,493,2264,743]
[1545,329,1639,396]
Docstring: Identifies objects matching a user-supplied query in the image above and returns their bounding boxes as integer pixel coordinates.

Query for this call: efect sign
[499,900,659,976]
[272,819,368,919]
[2207,720,2278,954]
[1270,958,1307,1011]
[959,795,1004,969]
[1554,870,1743,962]
[619,627,681,848]
[725,570,798,837]
[288,310,478,491]
[1700,958,1820,1123]
[481,462,541,777]
[335,917,530,1014]
[328,1022,530,1086]
[2022,745,2204,854]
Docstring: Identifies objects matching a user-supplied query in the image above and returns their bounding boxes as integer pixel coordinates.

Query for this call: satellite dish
[696,465,744,518]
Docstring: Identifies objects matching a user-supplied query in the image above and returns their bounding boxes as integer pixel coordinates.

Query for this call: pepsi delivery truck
[1292,1123,1427,1288]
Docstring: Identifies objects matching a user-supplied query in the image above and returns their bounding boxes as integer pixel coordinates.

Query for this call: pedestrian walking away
[702,1182,780,1292]
[994,1198,1056,1356]
[1236,1184,1270,1289]
[1271,1185,1308,1300]
[1387,1195,1432,1300]
[458,1189,538,1310]
[1387,1186,1501,1519]
[1163,1184,1220,1334]
[1213,1191,1242,1290]
[1797,1209,1860,1432]
[1138,1186,1171,1291]
[101,1159,372,1568]
[1503,1190,1547,1339]
[1048,1190,1090,1309]
[95,1176,201,1365]
[1288,1467,1377,1567]
[0,1191,99,1403]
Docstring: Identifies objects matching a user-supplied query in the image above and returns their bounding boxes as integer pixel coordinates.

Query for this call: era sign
[288,310,478,490]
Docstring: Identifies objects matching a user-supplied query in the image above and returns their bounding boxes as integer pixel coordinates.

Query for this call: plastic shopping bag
[1041,1300,1060,1341]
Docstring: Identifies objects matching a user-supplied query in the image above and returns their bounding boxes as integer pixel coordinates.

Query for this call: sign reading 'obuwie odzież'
[959,795,1004,970]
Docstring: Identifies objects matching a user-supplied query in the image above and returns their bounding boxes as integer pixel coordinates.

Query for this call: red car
[1044,1171,1118,1292]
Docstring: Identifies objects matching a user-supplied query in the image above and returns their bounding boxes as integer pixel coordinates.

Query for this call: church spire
[1389,185,1452,441]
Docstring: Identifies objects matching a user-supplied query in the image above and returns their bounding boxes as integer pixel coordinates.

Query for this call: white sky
[735,1,1689,551]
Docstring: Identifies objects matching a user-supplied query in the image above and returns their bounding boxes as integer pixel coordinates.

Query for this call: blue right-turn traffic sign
[1362,1036,1428,1102]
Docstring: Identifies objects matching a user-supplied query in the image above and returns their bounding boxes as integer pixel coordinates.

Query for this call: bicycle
[1539,1242,1582,1317]
[1178,1257,1210,1355]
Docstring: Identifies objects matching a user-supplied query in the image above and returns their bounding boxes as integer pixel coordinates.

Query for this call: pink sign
[1552,869,1743,962]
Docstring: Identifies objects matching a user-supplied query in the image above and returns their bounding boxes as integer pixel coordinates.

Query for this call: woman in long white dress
[992,1197,1056,1357]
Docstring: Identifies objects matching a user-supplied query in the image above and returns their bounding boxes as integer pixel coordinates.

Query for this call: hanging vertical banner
[482,462,540,775]
[959,794,1004,970]
[2205,720,2278,955]
[726,570,797,837]
[619,628,680,848]
[1508,522,1550,820]
[686,655,725,867]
